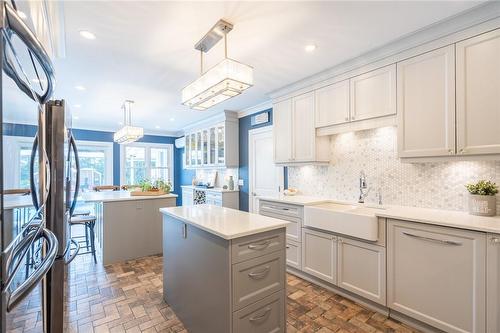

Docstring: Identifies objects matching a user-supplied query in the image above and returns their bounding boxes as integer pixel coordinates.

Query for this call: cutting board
[130,190,167,196]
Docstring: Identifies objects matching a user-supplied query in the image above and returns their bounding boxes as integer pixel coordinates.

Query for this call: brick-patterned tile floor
[6,254,421,332]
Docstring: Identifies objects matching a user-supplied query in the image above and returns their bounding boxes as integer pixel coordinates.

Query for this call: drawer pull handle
[402,232,462,246]
[249,306,271,322]
[286,245,290,249]
[248,240,271,250]
[248,266,270,279]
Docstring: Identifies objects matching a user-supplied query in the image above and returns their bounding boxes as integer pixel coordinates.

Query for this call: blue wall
[174,147,195,206]
[238,109,288,212]
[3,123,180,199]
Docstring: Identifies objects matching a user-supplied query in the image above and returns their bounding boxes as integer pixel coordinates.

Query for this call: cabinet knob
[491,237,500,244]
[448,149,454,154]
[351,116,356,120]
[459,148,466,154]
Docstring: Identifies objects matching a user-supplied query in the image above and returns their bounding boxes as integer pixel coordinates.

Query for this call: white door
[397,45,456,158]
[249,126,284,213]
[456,28,500,155]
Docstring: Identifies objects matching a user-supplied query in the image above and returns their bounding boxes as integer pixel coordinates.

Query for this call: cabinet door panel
[292,92,315,162]
[285,240,301,270]
[273,99,293,163]
[397,46,456,158]
[487,233,500,333]
[302,228,336,284]
[315,80,350,127]
[337,238,386,305]
[457,29,500,155]
[387,220,486,333]
[350,64,396,121]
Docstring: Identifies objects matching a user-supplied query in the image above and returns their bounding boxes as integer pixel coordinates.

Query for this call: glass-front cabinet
[183,112,238,169]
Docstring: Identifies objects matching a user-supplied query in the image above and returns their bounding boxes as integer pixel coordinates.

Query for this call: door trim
[248,126,284,213]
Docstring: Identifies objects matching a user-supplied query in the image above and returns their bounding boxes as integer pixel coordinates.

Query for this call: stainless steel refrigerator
[1,1,80,332]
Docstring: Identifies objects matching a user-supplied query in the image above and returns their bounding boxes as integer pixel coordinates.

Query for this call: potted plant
[137,179,172,194]
[465,180,498,216]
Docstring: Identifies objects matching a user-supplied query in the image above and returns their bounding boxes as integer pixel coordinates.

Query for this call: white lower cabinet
[337,237,386,305]
[387,219,486,333]
[302,228,337,284]
[487,233,500,333]
[285,239,301,270]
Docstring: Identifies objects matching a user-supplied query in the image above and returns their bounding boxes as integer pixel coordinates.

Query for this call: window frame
[76,140,114,189]
[120,142,174,187]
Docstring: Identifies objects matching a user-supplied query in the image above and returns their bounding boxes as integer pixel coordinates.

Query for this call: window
[3,136,36,190]
[121,143,174,186]
[3,137,113,192]
[76,141,114,192]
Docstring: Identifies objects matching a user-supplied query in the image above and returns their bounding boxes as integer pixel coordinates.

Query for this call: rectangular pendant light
[113,125,144,144]
[182,58,253,110]
[114,100,144,144]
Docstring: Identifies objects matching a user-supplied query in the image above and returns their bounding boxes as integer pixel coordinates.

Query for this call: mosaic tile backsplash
[288,126,500,214]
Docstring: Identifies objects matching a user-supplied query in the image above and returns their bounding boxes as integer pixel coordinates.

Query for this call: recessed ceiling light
[17,11,27,19]
[73,104,81,108]
[155,125,160,129]
[79,30,96,40]
[75,85,86,91]
[305,44,317,52]
[169,117,175,122]
[73,116,79,120]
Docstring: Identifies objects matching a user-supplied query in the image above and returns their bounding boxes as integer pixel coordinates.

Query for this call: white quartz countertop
[258,195,500,234]
[4,191,178,209]
[160,205,289,240]
[181,185,239,193]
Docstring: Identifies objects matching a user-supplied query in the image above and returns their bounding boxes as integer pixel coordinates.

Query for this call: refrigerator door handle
[4,227,58,312]
[1,2,56,104]
[68,135,80,217]
[29,136,51,212]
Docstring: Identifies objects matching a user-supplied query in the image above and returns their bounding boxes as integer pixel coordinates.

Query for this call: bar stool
[69,214,98,263]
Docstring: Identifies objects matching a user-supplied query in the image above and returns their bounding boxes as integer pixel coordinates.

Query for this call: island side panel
[163,215,231,333]
[103,197,175,265]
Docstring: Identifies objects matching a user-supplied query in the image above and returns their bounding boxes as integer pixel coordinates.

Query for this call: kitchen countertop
[181,185,239,193]
[259,195,500,234]
[160,204,289,240]
[4,191,178,210]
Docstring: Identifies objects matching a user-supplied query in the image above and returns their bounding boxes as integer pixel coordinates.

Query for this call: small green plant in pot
[465,180,498,216]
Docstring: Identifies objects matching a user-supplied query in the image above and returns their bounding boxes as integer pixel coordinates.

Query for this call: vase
[228,176,234,191]
[468,194,497,216]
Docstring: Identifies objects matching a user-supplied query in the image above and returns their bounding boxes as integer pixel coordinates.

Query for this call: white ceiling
[4,1,482,135]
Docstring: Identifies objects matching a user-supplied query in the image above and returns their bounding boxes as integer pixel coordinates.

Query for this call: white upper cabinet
[456,29,500,156]
[184,111,238,169]
[315,80,350,128]
[273,99,293,163]
[273,92,329,165]
[292,92,316,162]
[350,64,396,121]
[397,45,456,158]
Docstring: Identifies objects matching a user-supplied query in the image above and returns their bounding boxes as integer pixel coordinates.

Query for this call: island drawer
[232,250,285,310]
[231,229,285,264]
[233,290,285,333]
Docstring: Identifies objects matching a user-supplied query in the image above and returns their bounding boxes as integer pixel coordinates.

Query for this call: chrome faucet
[358,171,370,203]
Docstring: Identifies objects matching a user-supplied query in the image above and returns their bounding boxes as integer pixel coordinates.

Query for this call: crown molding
[181,110,238,134]
[237,100,273,118]
[268,2,500,100]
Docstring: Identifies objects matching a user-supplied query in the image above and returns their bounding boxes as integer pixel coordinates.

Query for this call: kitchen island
[160,205,289,333]
[5,191,177,264]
